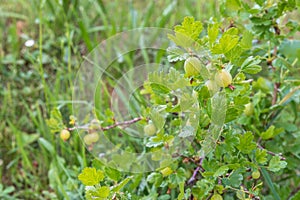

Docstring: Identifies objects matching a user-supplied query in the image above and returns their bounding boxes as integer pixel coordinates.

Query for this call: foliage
[1,0,300,199]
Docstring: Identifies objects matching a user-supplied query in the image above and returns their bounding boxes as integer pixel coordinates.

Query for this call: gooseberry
[60,129,70,141]
[215,69,232,87]
[83,133,99,145]
[184,57,202,77]
[244,103,254,116]
[252,170,260,179]
[211,194,223,200]
[144,123,156,136]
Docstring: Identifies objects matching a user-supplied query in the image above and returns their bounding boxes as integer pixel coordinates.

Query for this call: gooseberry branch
[68,117,144,132]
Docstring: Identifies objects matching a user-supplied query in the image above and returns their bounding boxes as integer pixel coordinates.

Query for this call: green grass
[0,0,218,199]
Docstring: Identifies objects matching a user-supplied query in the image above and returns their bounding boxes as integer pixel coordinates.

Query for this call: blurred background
[0,0,220,199]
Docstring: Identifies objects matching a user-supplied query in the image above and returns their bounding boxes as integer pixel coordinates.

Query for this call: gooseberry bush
[47,1,300,199]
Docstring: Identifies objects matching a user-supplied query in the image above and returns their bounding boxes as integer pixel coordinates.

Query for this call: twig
[68,117,143,132]
[241,184,259,199]
[102,117,143,130]
[187,157,204,184]
[272,82,280,105]
[257,143,285,160]
[288,184,300,200]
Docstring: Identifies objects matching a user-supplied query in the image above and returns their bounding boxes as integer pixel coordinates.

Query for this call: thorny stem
[257,143,286,160]
[269,45,279,106]
[68,117,144,132]
[272,82,280,105]
[187,157,204,184]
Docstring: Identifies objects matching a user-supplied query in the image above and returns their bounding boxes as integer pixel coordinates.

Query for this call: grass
[0,0,218,199]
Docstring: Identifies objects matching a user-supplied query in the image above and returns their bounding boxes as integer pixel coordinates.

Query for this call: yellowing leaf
[95,186,110,198]
[78,167,105,186]
[160,167,173,177]
[46,108,64,133]
[168,16,203,47]
[174,16,203,40]
[207,23,220,45]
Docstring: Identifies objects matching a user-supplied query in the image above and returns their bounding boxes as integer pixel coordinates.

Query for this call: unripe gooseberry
[252,170,260,179]
[215,69,232,87]
[184,57,202,77]
[144,123,156,136]
[83,133,99,145]
[205,80,218,92]
[211,194,223,200]
[60,129,70,141]
[244,103,254,116]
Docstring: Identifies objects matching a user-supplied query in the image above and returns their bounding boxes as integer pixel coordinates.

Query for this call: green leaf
[46,108,64,133]
[240,30,253,49]
[192,179,214,198]
[150,109,165,131]
[253,77,270,92]
[174,16,203,40]
[225,0,241,11]
[168,16,203,48]
[95,186,110,198]
[167,47,189,62]
[38,138,55,155]
[166,48,186,62]
[240,56,262,74]
[229,171,243,187]
[242,64,262,74]
[207,23,220,45]
[213,166,229,177]
[111,176,132,192]
[224,132,239,152]
[150,83,171,95]
[211,91,227,126]
[254,0,264,6]
[260,125,275,140]
[105,167,121,181]
[222,170,243,187]
[78,167,105,186]
[211,34,239,54]
[226,27,239,35]
[261,125,275,140]
[180,92,198,112]
[268,156,287,172]
[177,182,185,200]
[168,33,195,48]
[169,168,186,184]
[147,68,188,93]
[261,126,284,140]
[178,126,194,138]
[147,172,163,187]
[237,132,256,154]
[255,149,268,164]
[236,190,246,200]
[224,45,243,63]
